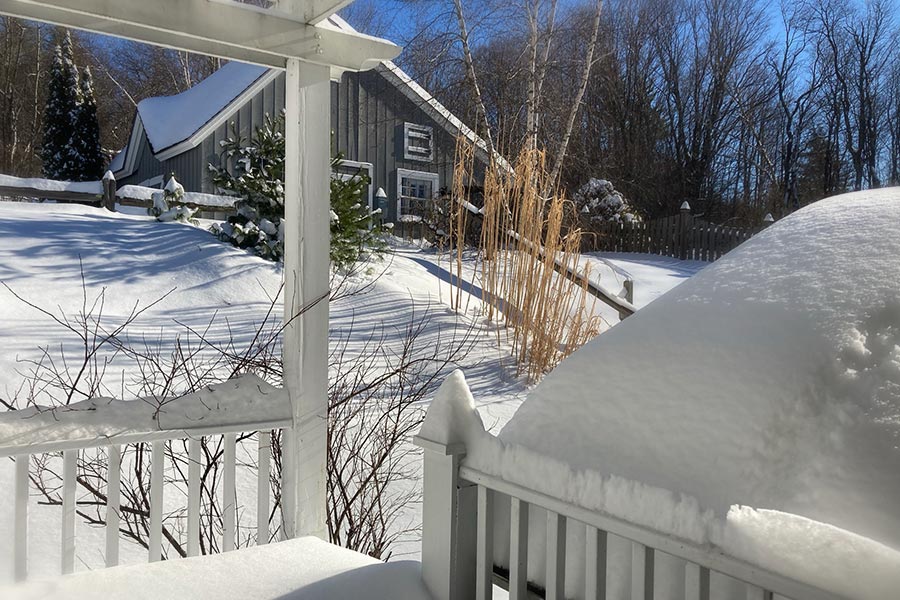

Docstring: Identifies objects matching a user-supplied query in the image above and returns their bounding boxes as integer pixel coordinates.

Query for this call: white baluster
[585,526,608,600]
[476,486,493,600]
[106,445,121,568]
[509,497,529,600]
[149,441,164,562]
[14,454,29,581]
[187,437,201,557]
[223,432,236,551]
[685,563,710,600]
[631,542,654,600]
[257,431,271,545]
[61,450,77,574]
[546,510,566,600]
[746,585,774,600]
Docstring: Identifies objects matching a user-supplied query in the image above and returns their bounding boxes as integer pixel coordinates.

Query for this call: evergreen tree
[209,113,386,267]
[72,66,103,180]
[41,31,81,180]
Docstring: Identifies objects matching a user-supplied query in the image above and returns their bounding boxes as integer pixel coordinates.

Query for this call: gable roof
[110,15,503,176]
[140,62,277,158]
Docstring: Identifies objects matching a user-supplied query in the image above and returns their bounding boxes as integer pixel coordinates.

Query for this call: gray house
[109,16,491,223]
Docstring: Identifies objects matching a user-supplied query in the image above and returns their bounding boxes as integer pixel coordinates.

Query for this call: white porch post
[282,57,331,540]
[416,437,478,600]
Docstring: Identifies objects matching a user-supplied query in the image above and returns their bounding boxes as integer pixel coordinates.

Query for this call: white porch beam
[281,58,331,540]
[0,0,398,71]
[263,0,355,25]
[303,0,355,24]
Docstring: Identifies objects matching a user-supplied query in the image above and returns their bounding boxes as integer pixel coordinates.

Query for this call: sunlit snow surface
[426,190,900,598]
[2,536,432,600]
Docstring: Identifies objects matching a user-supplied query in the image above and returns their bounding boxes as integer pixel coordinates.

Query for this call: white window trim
[403,122,434,162]
[396,168,439,220]
[333,159,374,213]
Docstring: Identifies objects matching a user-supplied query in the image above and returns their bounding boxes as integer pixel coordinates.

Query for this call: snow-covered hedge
[572,178,640,224]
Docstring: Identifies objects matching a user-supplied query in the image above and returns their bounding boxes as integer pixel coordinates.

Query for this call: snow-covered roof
[111,15,499,176]
[424,189,900,598]
[137,61,274,156]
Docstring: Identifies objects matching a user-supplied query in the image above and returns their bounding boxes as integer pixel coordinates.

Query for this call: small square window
[403,123,434,162]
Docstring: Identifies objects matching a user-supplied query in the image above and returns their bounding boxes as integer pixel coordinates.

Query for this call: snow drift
[423,189,900,597]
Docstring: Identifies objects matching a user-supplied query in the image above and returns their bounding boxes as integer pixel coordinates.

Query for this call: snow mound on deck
[2,537,432,600]
[452,189,900,595]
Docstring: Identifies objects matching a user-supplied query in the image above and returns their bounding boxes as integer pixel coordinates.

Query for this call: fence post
[102,170,116,212]
[414,435,477,600]
[762,213,774,228]
[679,201,692,260]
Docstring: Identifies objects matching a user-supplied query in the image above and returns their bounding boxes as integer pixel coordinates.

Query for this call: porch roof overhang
[0,0,399,72]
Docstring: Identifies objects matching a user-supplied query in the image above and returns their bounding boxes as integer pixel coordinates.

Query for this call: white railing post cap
[414,435,467,457]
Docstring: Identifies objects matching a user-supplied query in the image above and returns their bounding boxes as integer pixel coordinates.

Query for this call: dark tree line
[386,0,900,224]
[0,17,221,178]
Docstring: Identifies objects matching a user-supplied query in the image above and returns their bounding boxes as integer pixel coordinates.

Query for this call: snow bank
[1,537,432,600]
[0,375,289,455]
[137,62,270,152]
[430,190,900,596]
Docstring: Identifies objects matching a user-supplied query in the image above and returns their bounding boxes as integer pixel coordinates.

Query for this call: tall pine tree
[72,66,103,180]
[41,30,81,180]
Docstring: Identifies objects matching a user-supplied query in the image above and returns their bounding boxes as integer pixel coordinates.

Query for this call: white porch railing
[415,436,846,600]
[0,377,292,582]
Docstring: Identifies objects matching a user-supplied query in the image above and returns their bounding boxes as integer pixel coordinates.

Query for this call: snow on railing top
[0,375,289,457]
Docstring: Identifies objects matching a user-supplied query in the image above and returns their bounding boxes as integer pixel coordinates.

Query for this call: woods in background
[0,17,220,178]
[2,0,900,226]
[386,0,900,225]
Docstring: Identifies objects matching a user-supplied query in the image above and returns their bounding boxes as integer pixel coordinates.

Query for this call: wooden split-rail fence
[589,205,774,262]
[0,173,235,219]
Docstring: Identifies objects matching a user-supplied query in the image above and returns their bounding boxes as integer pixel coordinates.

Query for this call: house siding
[117,66,476,222]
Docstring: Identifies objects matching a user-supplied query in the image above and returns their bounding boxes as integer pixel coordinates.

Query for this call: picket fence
[590,205,773,262]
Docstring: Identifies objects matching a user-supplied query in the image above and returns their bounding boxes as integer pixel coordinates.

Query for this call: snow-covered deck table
[2,537,432,600]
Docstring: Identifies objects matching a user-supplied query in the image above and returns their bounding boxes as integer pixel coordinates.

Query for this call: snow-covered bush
[149,176,198,225]
[572,178,641,224]
[208,113,386,267]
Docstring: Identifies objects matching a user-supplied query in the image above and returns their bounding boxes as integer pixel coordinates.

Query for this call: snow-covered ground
[0,200,699,585]
[4,536,431,600]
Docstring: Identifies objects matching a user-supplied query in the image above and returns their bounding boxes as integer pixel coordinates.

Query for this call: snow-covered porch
[0,0,403,593]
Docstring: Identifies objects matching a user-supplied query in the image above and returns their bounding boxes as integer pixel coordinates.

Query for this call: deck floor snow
[2,537,432,600]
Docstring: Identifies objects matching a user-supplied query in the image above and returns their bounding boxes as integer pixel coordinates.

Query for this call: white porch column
[282,58,331,540]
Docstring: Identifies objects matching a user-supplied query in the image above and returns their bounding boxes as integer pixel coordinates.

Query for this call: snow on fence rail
[590,205,774,262]
[0,172,236,216]
[0,375,289,581]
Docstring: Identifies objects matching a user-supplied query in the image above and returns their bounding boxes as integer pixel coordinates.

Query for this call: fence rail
[0,173,235,218]
[589,206,772,262]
